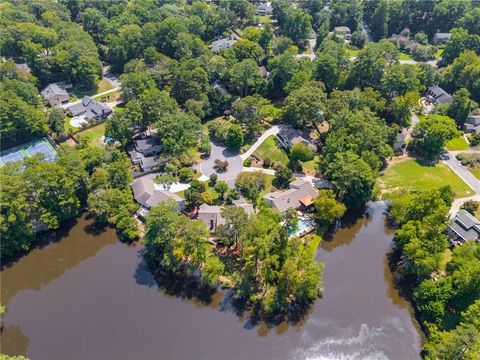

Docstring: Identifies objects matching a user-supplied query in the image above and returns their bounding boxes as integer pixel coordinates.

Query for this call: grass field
[445,137,469,151]
[469,168,480,180]
[346,48,360,57]
[302,156,319,173]
[72,78,115,98]
[77,123,105,147]
[252,136,289,166]
[435,48,444,59]
[379,159,473,198]
[398,52,413,60]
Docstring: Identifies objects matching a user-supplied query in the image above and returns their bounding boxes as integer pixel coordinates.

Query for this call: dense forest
[0,0,479,357]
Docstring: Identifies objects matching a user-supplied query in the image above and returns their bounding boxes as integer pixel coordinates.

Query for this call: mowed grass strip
[379,159,472,198]
[445,137,469,151]
[77,123,106,147]
[252,135,289,166]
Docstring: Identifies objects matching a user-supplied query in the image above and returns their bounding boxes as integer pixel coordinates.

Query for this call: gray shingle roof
[263,180,318,213]
[41,84,68,100]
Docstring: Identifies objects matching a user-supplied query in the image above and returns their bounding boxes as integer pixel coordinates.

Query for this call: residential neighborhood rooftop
[263,179,319,213]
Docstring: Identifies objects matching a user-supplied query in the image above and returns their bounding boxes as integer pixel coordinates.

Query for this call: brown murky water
[1,202,422,359]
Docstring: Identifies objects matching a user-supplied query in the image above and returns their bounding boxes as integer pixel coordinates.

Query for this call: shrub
[263,157,271,168]
[470,134,480,146]
[214,159,229,172]
[209,173,218,186]
[461,200,480,215]
[179,167,195,182]
[243,157,252,167]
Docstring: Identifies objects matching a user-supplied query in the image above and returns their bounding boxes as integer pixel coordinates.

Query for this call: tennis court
[1,138,57,166]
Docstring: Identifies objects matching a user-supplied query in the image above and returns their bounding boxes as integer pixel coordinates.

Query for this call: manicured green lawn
[469,168,480,180]
[77,123,105,147]
[346,48,360,57]
[445,137,469,151]
[256,15,271,23]
[379,159,473,198]
[72,77,115,98]
[252,136,289,166]
[302,156,319,173]
[258,174,276,198]
[398,52,413,60]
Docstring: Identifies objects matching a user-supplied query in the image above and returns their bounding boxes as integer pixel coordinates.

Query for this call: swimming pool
[288,217,313,238]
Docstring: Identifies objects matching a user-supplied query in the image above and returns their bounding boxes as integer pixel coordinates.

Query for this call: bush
[209,173,218,186]
[470,134,480,146]
[263,157,271,168]
[179,167,195,182]
[243,157,252,167]
[290,143,315,163]
[461,200,480,215]
[214,159,229,172]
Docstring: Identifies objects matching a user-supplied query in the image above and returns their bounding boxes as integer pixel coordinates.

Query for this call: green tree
[155,111,201,156]
[290,143,315,163]
[283,82,326,130]
[447,88,474,128]
[229,59,262,97]
[314,189,346,227]
[232,96,265,136]
[412,115,459,158]
[323,151,376,209]
[214,181,229,201]
[226,124,244,150]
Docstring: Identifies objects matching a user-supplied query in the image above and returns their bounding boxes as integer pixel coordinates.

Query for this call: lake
[1,202,422,359]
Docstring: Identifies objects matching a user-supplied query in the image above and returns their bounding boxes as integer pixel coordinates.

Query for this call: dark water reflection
[1,202,422,359]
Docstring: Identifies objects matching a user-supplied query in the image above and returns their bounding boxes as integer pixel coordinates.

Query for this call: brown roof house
[263,179,318,213]
[197,200,254,233]
[131,175,185,220]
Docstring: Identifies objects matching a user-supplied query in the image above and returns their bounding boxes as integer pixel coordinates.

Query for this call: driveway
[199,142,243,182]
[240,125,282,160]
[442,151,480,194]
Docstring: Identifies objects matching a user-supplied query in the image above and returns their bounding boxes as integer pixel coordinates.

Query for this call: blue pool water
[288,218,312,238]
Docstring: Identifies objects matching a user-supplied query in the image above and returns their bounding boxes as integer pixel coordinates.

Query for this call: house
[263,179,319,213]
[388,34,408,48]
[129,149,161,172]
[134,138,162,156]
[404,40,420,54]
[433,32,452,45]
[464,114,480,134]
[212,81,228,96]
[393,128,408,154]
[257,3,273,16]
[211,33,240,53]
[427,86,453,105]
[41,84,70,107]
[131,175,185,220]
[67,96,113,121]
[197,200,254,232]
[447,210,480,244]
[14,62,31,74]
[259,66,269,79]
[333,26,351,40]
[277,127,316,151]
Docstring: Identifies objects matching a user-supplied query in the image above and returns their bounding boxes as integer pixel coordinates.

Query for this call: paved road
[199,141,243,182]
[240,125,282,160]
[442,151,480,194]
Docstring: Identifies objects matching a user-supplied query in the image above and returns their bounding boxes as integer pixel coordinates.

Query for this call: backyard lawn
[445,137,469,151]
[252,135,289,166]
[346,48,360,57]
[72,77,115,98]
[77,123,106,147]
[302,156,319,174]
[379,159,473,198]
[398,52,413,60]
